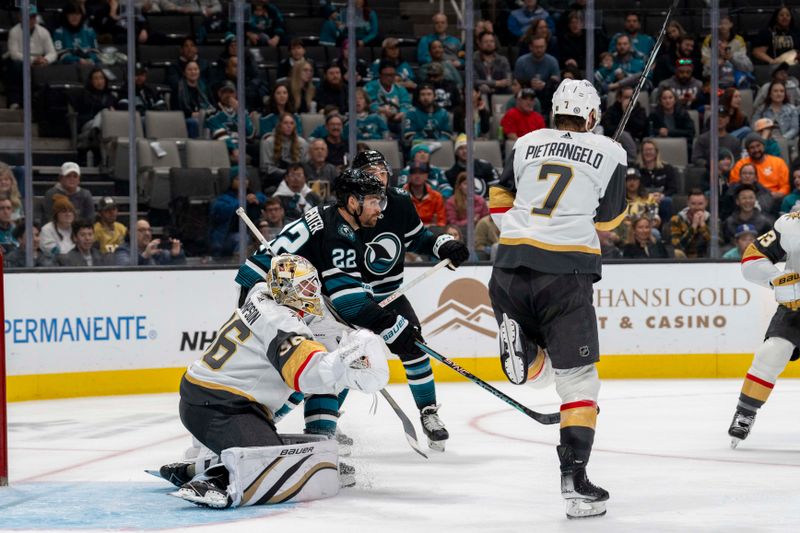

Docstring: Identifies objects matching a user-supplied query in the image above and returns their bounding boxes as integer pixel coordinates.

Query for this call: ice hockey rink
[2,379,800,532]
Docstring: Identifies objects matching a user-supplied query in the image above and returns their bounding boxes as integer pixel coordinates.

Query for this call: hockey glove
[771,271,800,311]
[380,314,425,356]
[318,330,390,393]
[433,234,470,269]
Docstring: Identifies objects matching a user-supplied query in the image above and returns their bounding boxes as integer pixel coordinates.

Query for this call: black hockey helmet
[334,168,386,207]
[352,149,392,185]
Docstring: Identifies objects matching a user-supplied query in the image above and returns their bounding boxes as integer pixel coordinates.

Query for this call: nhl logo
[579,345,590,357]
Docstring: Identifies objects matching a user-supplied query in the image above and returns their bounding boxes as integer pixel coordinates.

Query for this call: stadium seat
[145,15,193,42]
[473,140,503,169]
[607,90,650,115]
[363,140,403,170]
[505,139,517,158]
[255,46,281,67]
[139,139,182,210]
[145,111,189,140]
[185,140,231,171]
[304,46,329,67]
[170,167,217,200]
[491,94,513,116]
[31,64,80,89]
[169,167,217,257]
[776,136,791,167]
[101,110,144,172]
[139,45,176,66]
[217,166,262,194]
[682,165,707,193]
[651,137,688,168]
[428,140,455,168]
[300,113,326,138]
[688,110,700,137]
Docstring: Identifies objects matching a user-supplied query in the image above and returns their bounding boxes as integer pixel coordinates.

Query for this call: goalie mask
[266,254,323,317]
[551,78,601,131]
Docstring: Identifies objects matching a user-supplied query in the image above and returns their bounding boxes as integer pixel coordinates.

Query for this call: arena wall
[4,264,795,402]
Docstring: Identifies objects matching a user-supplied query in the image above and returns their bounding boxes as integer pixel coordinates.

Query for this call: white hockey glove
[318,329,390,393]
[772,272,800,311]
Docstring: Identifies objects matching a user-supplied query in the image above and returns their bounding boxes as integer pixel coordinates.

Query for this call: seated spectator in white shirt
[40,194,77,257]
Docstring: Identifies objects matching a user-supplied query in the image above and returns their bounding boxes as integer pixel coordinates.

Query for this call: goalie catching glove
[317,329,390,393]
[433,234,470,269]
[771,271,800,310]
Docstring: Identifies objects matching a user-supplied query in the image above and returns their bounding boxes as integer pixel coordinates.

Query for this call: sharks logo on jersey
[364,232,402,275]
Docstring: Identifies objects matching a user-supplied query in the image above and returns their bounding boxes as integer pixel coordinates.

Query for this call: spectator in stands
[160,0,222,16]
[474,214,499,260]
[723,224,758,260]
[445,134,497,197]
[752,6,800,65]
[289,60,316,114]
[245,0,283,47]
[648,88,695,143]
[167,37,209,89]
[212,33,259,85]
[420,40,463,89]
[335,39,369,83]
[4,224,55,268]
[755,63,800,108]
[780,162,800,214]
[608,35,645,92]
[205,81,256,164]
[654,34,701,85]
[608,12,654,58]
[594,52,618,95]
[754,81,799,147]
[75,67,117,164]
[620,168,659,236]
[347,88,388,140]
[513,37,560,98]
[323,114,347,168]
[216,56,270,112]
[635,139,678,222]
[723,183,773,244]
[346,0,379,46]
[269,163,322,221]
[501,88,545,141]
[721,87,752,140]
[403,83,453,144]
[56,219,112,266]
[172,61,214,138]
[727,161,776,218]
[520,18,558,59]
[43,163,94,222]
[453,87,490,139]
[93,196,126,255]
[5,6,57,109]
[0,195,17,252]
[303,139,338,184]
[397,144,451,198]
[366,60,413,135]
[371,38,416,91]
[258,197,287,241]
[40,194,77,257]
[754,118,783,158]
[597,229,622,258]
[692,106,742,167]
[0,163,23,222]
[260,113,310,185]
[404,162,446,227]
[559,10,586,70]
[656,20,686,68]
[474,31,512,98]
[707,39,754,90]
[260,82,301,138]
[54,2,99,65]
[601,86,648,158]
[316,63,348,113]
[730,134,790,200]
[89,0,149,44]
[278,39,312,79]
[417,13,462,66]
[658,59,703,111]
[320,4,345,47]
[118,63,167,114]
[445,172,489,230]
[209,169,265,257]
[115,219,186,265]
[670,188,711,258]
[425,63,462,113]
[507,0,553,44]
[702,16,749,76]
[622,216,669,259]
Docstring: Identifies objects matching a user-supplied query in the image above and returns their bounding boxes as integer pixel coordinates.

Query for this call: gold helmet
[266,254,323,316]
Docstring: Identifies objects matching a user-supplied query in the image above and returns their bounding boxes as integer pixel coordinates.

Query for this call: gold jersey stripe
[489,187,516,208]
[741,243,768,263]
[183,372,258,404]
[594,211,627,231]
[499,237,601,255]
[560,406,597,429]
[282,340,328,390]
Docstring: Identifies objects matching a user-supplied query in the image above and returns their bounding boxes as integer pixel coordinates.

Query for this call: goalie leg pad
[223,434,339,507]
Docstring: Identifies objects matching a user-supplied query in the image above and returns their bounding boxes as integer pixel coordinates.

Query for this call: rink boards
[3,263,795,401]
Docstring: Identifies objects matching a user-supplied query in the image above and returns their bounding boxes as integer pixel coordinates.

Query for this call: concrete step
[0,122,39,137]
[0,109,23,122]
[0,150,78,166]
[0,137,72,151]
[32,180,117,196]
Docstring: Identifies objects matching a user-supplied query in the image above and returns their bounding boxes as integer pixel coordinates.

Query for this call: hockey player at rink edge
[728,212,800,448]
[488,78,627,519]
[159,254,390,508]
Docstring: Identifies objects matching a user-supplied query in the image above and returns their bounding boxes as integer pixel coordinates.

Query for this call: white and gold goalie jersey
[181,282,352,417]
[489,128,627,279]
[742,213,800,287]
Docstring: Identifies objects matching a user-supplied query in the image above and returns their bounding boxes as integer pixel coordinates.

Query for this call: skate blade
[144,469,164,480]
[169,488,230,509]
[427,439,446,452]
[565,499,607,519]
[339,474,356,489]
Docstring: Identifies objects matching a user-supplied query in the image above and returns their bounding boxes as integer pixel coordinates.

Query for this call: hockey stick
[612,0,681,141]
[379,389,429,459]
[379,258,452,307]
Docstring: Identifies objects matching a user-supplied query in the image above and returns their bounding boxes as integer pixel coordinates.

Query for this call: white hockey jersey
[181,282,353,417]
[489,128,627,278]
[742,213,800,287]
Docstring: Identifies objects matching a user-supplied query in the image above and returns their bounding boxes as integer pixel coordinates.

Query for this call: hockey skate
[170,464,231,509]
[420,404,449,452]
[339,462,356,488]
[147,461,195,488]
[558,445,608,519]
[729,409,756,449]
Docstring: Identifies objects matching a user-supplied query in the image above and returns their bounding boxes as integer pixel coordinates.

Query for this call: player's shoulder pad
[774,212,800,236]
[592,134,628,165]
[245,283,312,333]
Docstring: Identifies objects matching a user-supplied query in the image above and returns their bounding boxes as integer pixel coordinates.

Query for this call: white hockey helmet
[266,254,324,317]
[551,79,601,130]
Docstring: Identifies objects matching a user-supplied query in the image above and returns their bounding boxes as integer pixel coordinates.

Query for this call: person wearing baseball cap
[691,105,741,167]
[205,80,254,163]
[118,62,167,113]
[43,162,95,222]
[752,117,783,158]
[722,223,759,260]
[94,197,127,255]
[730,133,790,197]
[370,37,416,90]
[500,87,546,140]
[403,161,447,227]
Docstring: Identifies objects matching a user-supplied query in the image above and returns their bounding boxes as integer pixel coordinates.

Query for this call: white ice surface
[3,379,800,532]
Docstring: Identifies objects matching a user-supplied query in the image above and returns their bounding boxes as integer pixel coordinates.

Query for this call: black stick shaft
[613,0,680,141]
[416,342,560,425]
